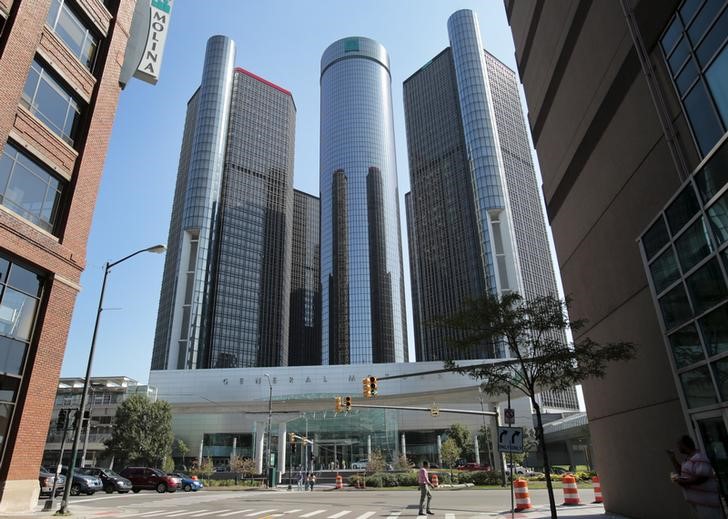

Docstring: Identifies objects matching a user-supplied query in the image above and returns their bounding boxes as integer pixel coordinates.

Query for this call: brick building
[0,0,139,511]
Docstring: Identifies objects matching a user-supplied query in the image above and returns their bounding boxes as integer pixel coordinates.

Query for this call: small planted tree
[440,438,461,482]
[173,438,190,468]
[230,456,256,483]
[190,457,214,480]
[433,292,636,519]
[394,454,412,471]
[368,449,386,473]
[446,423,474,461]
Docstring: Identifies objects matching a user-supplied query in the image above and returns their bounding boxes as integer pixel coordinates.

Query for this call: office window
[685,257,728,314]
[46,0,99,70]
[661,1,728,156]
[696,141,728,202]
[669,324,706,368]
[21,59,83,146]
[681,366,718,408]
[659,283,694,330]
[0,142,65,233]
[650,248,681,293]
[675,217,713,271]
[707,191,728,244]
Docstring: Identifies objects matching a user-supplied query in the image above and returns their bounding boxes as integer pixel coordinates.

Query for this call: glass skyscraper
[320,37,408,365]
[152,35,296,370]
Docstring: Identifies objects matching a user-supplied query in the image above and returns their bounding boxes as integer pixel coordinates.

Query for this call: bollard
[592,475,603,503]
[336,474,343,489]
[431,473,439,487]
[514,478,533,511]
[562,474,581,505]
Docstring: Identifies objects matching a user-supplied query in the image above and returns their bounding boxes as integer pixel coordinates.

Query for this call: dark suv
[118,467,179,493]
[80,467,132,494]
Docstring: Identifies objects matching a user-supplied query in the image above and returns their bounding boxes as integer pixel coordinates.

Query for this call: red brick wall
[0,0,137,484]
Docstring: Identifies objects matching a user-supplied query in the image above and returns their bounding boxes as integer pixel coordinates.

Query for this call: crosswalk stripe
[328,512,351,519]
[165,510,208,517]
[446,514,455,519]
[192,511,231,517]
[300,511,327,518]
[386,513,402,519]
[219,511,254,517]
[284,510,302,514]
[353,513,377,519]
[136,510,167,517]
[246,510,278,517]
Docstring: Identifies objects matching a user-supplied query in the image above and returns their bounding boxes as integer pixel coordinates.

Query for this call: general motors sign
[120,0,174,86]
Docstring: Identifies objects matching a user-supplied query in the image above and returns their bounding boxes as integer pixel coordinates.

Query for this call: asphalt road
[15,488,626,519]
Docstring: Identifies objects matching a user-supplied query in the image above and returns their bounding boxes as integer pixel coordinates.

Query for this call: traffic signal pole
[344,402,497,417]
[43,413,72,512]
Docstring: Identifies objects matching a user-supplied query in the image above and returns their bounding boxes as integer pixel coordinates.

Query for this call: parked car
[119,467,179,493]
[169,472,203,492]
[548,466,569,475]
[351,459,368,470]
[38,467,65,497]
[457,462,492,471]
[79,467,132,494]
[59,466,103,496]
[504,465,533,476]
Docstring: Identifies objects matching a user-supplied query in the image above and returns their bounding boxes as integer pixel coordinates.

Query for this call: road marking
[135,510,167,517]
[386,513,402,519]
[446,514,455,519]
[328,512,351,519]
[165,510,208,517]
[246,510,278,516]
[300,511,327,518]
[219,510,254,517]
[353,513,377,519]
[192,511,231,517]
[284,510,303,514]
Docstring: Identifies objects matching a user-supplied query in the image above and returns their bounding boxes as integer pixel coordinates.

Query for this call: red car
[118,467,179,493]
[457,462,492,471]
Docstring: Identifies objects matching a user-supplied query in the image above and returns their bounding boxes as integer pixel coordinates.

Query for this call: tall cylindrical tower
[320,37,408,365]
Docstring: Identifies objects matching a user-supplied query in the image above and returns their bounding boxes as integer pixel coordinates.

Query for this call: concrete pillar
[493,405,505,474]
[401,433,406,459]
[277,422,286,484]
[198,438,204,464]
[255,424,265,475]
[437,435,442,467]
[474,435,480,465]
[566,439,576,472]
[367,435,372,460]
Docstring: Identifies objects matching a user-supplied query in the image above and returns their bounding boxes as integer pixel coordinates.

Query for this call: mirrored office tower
[320,37,408,365]
[152,35,296,370]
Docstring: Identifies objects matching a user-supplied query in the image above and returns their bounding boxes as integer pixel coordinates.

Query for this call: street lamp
[263,373,273,487]
[58,244,165,514]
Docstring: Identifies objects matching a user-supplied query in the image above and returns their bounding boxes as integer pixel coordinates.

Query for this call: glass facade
[152,36,296,370]
[289,190,321,366]
[661,0,728,156]
[0,142,64,233]
[641,140,728,411]
[320,37,408,365]
[0,252,44,468]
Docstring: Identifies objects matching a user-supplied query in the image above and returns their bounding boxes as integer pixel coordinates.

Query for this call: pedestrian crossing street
[111,506,472,519]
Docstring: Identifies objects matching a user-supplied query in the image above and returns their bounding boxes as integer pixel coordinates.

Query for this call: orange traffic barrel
[335,474,343,489]
[562,474,581,505]
[514,478,532,511]
[592,475,603,503]
[431,474,439,487]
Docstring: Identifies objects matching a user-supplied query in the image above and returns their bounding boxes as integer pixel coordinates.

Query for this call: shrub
[396,471,418,487]
[348,475,364,487]
[365,475,383,487]
[470,471,503,486]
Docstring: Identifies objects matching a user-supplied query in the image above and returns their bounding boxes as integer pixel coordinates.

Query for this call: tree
[163,455,175,473]
[190,457,214,479]
[104,394,174,467]
[433,292,635,519]
[173,438,190,468]
[440,438,461,481]
[368,449,386,473]
[230,456,256,480]
[477,425,494,469]
[446,423,474,461]
[394,454,412,471]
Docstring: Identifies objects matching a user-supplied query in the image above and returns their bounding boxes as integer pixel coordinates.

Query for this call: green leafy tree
[394,454,412,471]
[368,449,386,473]
[163,455,175,473]
[230,456,256,479]
[433,292,635,519]
[440,438,461,481]
[104,394,174,467]
[173,438,190,467]
[446,423,474,461]
[190,457,214,479]
[477,425,494,469]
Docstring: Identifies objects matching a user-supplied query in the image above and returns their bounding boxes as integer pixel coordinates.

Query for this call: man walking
[418,461,434,516]
[668,435,723,519]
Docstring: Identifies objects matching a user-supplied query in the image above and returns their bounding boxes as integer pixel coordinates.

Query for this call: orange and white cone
[335,474,343,489]
[514,478,533,511]
[562,474,581,505]
[431,474,439,487]
[592,476,603,503]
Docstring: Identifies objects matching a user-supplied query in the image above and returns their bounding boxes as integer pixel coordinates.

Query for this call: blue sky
[60,1,530,383]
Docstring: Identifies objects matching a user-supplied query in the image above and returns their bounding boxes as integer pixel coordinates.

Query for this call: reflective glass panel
[680,0,702,24]
[0,403,11,457]
[696,7,728,66]
[686,258,728,314]
[706,45,728,127]
[669,37,691,75]
[707,191,728,244]
[643,216,670,260]
[711,358,728,401]
[700,303,728,356]
[659,283,694,329]
[687,0,724,43]
[650,248,681,293]
[47,0,99,70]
[684,80,725,156]
[667,185,701,234]
[681,366,718,408]
[7,264,42,297]
[669,324,706,368]
[0,336,26,376]
[0,288,38,341]
[696,141,728,202]
[0,259,8,285]
[0,376,19,403]
[662,16,683,54]
[675,217,713,271]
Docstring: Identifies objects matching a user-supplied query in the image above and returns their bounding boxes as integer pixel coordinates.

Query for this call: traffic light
[368,376,378,397]
[335,396,343,413]
[56,409,67,431]
[72,409,81,430]
[344,396,352,411]
[72,409,91,430]
[362,378,371,398]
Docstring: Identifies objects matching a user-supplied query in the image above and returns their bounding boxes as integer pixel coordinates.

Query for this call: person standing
[418,461,434,515]
[668,435,724,519]
[296,471,304,491]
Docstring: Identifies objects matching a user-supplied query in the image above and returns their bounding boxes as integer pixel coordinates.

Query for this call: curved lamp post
[58,245,166,514]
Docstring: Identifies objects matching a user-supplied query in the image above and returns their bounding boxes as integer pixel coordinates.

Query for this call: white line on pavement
[445,514,456,519]
[219,510,254,517]
[135,510,167,517]
[328,511,351,519]
[283,510,302,514]
[165,510,208,517]
[386,512,402,519]
[353,513,377,519]
[192,510,231,517]
[300,510,327,518]
[246,509,278,516]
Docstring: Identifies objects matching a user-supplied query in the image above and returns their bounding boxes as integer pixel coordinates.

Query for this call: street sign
[498,426,524,453]
[430,404,440,417]
[504,408,515,425]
